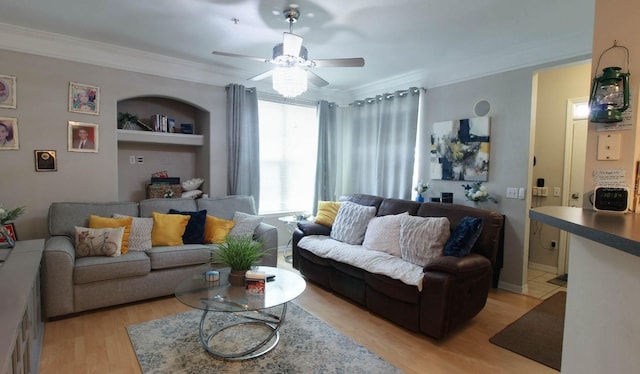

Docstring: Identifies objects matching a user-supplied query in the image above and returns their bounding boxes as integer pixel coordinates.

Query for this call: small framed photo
[35,150,57,171]
[68,82,100,115]
[0,117,19,150]
[0,223,17,247]
[0,74,16,109]
[68,121,99,153]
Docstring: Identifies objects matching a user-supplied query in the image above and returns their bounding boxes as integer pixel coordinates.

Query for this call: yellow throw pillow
[151,212,190,246]
[205,215,236,244]
[314,201,342,227]
[89,215,133,254]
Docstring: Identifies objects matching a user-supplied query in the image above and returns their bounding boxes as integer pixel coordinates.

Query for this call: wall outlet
[506,187,518,199]
[518,187,526,199]
[553,186,561,197]
[137,156,144,164]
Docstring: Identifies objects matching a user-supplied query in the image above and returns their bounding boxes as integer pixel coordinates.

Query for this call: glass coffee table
[175,266,306,360]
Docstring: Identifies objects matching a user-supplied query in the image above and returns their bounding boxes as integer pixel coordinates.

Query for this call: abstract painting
[430,117,491,181]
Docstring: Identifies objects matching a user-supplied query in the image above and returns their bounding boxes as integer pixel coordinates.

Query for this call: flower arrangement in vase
[462,182,497,205]
[414,180,429,202]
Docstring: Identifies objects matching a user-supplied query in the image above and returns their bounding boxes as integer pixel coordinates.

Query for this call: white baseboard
[498,281,527,295]
[528,261,558,274]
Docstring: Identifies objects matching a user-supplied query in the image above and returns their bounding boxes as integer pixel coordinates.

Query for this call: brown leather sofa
[292,194,504,339]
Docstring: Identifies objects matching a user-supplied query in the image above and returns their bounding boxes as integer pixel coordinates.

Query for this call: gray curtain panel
[314,88,421,204]
[226,84,260,210]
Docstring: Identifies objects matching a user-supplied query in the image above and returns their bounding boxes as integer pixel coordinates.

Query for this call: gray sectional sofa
[41,195,277,319]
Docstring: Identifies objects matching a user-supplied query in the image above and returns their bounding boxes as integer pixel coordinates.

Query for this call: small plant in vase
[414,181,429,202]
[462,182,497,206]
[117,112,139,130]
[213,235,268,286]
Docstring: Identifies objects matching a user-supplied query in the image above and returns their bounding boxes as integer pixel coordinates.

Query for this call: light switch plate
[506,187,518,199]
[597,133,621,160]
[518,187,526,199]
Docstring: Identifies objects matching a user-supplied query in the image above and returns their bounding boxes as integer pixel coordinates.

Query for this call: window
[258,100,318,214]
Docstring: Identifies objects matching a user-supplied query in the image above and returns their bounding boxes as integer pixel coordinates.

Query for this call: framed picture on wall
[68,82,100,115]
[0,74,16,109]
[35,150,57,171]
[0,117,19,150]
[68,121,99,153]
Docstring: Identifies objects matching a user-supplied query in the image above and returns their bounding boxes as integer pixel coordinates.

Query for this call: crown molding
[0,22,244,87]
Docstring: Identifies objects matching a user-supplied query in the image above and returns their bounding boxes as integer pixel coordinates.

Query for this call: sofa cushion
[89,215,133,254]
[74,251,150,284]
[113,214,153,251]
[151,212,190,246]
[399,215,450,266]
[48,201,138,238]
[314,201,341,227]
[298,235,425,290]
[229,211,263,238]
[196,195,257,220]
[362,213,406,256]
[444,216,484,257]
[169,209,207,244]
[139,198,197,217]
[146,244,212,270]
[205,215,235,244]
[74,226,125,257]
[330,201,376,245]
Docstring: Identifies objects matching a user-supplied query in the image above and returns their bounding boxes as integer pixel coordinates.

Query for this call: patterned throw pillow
[444,216,484,257]
[330,201,377,245]
[74,226,125,258]
[362,213,407,256]
[204,215,236,244]
[169,209,207,244]
[113,214,153,251]
[399,215,450,266]
[89,215,133,254]
[229,211,263,238]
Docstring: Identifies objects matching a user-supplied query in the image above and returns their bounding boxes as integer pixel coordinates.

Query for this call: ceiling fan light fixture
[272,66,307,98]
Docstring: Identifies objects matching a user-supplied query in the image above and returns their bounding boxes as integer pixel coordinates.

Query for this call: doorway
[558,98,588,275]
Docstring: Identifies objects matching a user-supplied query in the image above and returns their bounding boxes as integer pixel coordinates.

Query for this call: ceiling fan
[212,7,365,97]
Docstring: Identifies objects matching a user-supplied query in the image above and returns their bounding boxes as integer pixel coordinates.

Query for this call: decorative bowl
[181,178,204,191]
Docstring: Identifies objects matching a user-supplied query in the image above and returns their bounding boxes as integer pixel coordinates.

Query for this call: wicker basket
[146,184,182,199]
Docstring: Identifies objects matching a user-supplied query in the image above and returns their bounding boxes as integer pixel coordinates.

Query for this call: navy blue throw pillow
[443,216,483,257]
[169,209,207,244]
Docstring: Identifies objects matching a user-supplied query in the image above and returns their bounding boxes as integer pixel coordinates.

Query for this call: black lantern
[588,42,631,123]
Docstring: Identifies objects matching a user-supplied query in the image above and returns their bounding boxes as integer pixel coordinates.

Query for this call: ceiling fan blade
[311,58,365,68]
[248,70,273,81]
[212,51,270,63]
[282,32,303,56]
[307,70,329,87]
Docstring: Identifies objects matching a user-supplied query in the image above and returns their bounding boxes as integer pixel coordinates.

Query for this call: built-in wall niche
[117,96,205,145]
[116,96,210,201]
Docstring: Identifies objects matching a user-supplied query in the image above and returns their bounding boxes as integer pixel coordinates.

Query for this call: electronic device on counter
[593,186,629,212]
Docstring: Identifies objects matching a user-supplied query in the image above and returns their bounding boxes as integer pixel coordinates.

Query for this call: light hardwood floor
[39,253,556,374]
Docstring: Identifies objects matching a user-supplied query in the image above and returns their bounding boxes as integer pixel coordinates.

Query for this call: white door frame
[559,96,588,274]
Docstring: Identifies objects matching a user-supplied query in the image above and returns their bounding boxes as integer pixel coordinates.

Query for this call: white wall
[416,57,588,291]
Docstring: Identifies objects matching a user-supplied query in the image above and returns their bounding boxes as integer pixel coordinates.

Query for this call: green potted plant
[213,235,268,286]
[117,112,139,130]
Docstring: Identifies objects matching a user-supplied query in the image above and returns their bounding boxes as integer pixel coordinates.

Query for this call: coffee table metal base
[198,303,287,360]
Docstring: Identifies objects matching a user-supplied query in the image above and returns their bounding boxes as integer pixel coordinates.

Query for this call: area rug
[547,273,568,287]
[490,291,566,371]
[127,302,402,373]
